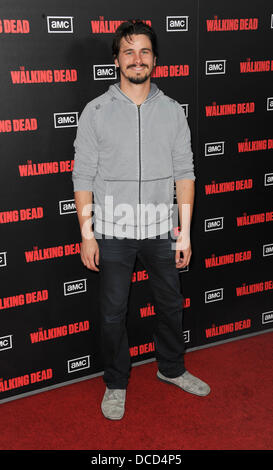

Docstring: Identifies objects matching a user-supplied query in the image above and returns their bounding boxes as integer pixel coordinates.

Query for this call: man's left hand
[175,234,192,268]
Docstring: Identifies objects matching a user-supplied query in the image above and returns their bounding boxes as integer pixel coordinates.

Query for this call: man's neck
[119,79,151,105]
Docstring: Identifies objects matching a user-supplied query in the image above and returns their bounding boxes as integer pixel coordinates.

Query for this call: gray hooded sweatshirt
[72,82,195,239]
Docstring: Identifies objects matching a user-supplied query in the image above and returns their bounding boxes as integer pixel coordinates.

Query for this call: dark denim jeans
[97,231,186,389]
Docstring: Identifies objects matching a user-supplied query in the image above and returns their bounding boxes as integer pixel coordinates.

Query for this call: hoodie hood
[108,81,163,104]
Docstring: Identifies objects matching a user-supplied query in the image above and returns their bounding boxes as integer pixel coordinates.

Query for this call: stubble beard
[120,64,152,84]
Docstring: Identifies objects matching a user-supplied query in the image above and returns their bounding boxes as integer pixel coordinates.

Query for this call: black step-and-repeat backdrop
[1,0,272,403]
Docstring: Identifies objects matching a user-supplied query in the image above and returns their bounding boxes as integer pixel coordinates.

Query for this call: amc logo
[59,199,76,215]
[54,112,78,128]
[205,60,226,75]
[93,64,117,80]
[205,217,224,232]
[47,16,73,33]
[64,279,87,296]
[205,288,224,303]
[67,355,90,373]
[205,141,225,156]
[166,16,189,31]
[0,335,12,352]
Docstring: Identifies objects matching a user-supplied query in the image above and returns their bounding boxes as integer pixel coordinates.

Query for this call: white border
[67,355,90,373]
[166,16,189,32]
[205,141,225,156]
[54,112,78,128]
[47,16,74,33]
[205,217,224,232]
[205,287,224,303]
[93,64,117,80]
[59,199,76,215]
[63,279,87,296]
[205,59,226,75]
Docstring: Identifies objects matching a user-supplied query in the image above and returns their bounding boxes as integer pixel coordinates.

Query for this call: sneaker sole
[101,410,125,420]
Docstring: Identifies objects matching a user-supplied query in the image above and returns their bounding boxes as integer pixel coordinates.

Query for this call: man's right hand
[80,237,100,271]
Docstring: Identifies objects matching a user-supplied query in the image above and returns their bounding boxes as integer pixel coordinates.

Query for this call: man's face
[114,34,156,85]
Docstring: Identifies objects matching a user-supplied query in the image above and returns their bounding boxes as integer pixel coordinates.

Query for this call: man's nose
[134,53,142,64]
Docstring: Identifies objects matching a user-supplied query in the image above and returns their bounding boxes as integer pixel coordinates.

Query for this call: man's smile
[127,64,148,71]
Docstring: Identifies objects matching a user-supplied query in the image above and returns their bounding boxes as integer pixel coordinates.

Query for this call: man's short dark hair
[112,20,159,60]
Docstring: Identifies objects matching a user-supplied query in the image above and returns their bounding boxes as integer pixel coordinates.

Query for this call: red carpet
[0,332,272,451]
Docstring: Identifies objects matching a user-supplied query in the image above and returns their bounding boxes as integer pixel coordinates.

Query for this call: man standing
[72,20,210,420]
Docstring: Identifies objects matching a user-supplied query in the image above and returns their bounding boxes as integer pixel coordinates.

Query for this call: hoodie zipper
[137,104,141,204]
[137,104,141,233]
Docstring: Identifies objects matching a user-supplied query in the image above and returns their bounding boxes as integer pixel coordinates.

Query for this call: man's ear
[114,56,119,68]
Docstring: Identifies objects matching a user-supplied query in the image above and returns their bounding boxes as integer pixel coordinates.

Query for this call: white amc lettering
[62,202,75,211]
[71,359,87,369]
[51,20,70,29]
[97,68,114,77]
[57,115,76,125]
[207,291,221,300]
[208,144,223,153]
[207,219,222,228]
[208,63,224,72]
[169,19,186,28]
[66,282,85,292]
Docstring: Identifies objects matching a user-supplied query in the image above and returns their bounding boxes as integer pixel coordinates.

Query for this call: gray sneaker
[157,370,210,396]
[101,387,126,420]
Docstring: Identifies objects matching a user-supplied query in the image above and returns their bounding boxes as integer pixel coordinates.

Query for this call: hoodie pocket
[104,179,139,226]
[140,176,174,225]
